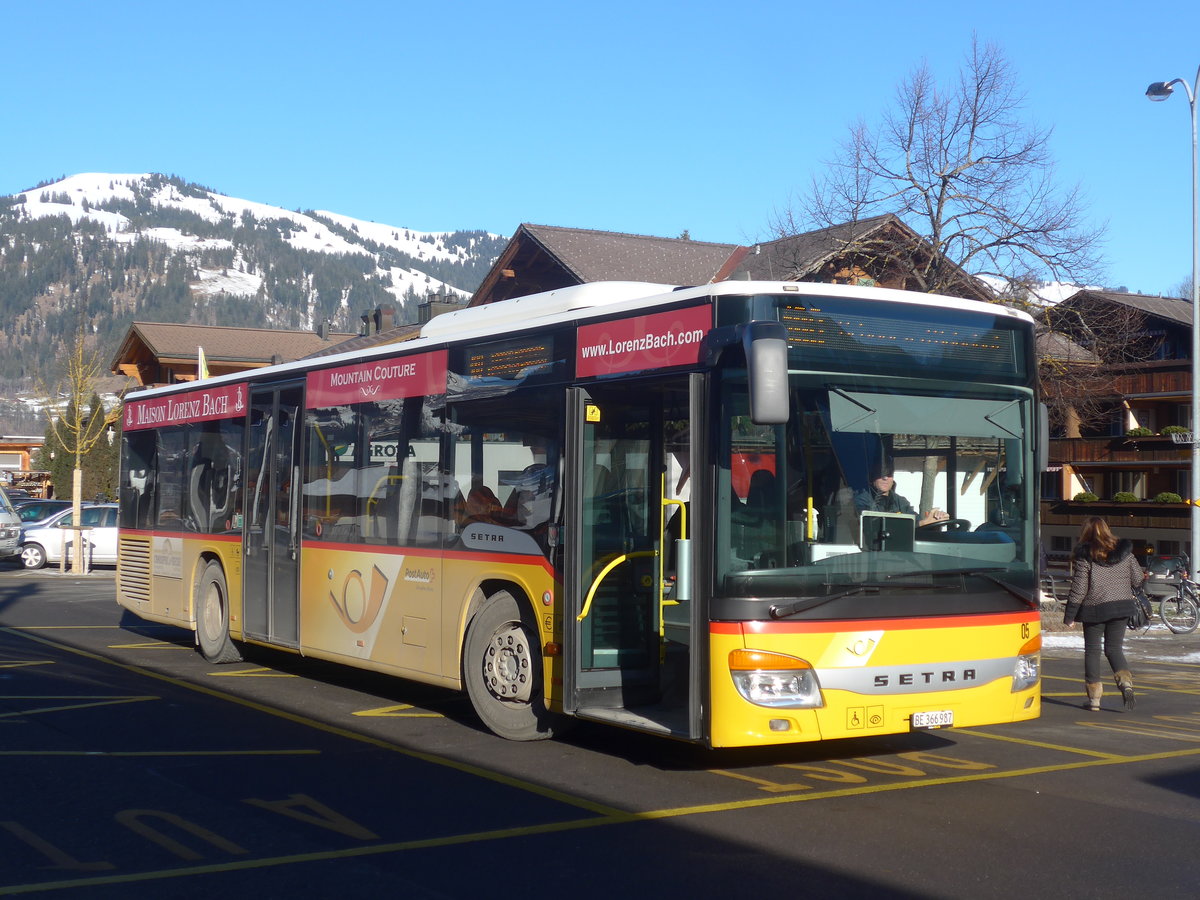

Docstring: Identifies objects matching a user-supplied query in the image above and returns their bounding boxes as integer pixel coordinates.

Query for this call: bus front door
[243,382,303,647]
[565,378,702,740]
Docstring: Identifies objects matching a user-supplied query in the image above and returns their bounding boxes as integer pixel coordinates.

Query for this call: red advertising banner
[123,382,248,432]
[307,349,448,408]
[576,305,712,378]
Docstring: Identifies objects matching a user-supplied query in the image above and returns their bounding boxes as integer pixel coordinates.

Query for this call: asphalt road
[1,565,1198,898]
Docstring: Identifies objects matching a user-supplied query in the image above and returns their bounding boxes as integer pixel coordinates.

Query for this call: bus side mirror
[742,321,789,425]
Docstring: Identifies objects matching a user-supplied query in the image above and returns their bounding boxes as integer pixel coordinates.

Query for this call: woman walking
[1063,516,1143,711]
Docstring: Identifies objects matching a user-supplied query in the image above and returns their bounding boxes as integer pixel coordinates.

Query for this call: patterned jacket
[1063,539,1143,625]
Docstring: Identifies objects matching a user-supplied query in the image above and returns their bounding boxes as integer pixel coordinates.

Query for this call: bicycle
[1157,577,1200,634]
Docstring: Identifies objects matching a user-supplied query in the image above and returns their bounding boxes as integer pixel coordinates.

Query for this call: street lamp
[1147,67,1200,571]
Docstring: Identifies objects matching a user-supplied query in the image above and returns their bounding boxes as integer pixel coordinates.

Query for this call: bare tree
[1037,300,1160,437]
[42,330,125,572]
[1170,273,1194,301]
[776,36,1105,295]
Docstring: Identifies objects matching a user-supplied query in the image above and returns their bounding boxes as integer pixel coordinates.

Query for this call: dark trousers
[1082,618,1129,682]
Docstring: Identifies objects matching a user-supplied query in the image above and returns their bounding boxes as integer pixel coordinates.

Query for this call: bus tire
[463,590,555,741]
[196,560,242,663]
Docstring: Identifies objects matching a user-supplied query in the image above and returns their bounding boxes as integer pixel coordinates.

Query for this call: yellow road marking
[0,696,158,719]
[1,627,624,818]
[0,660,53,669]
[7,625,132,630]
[1075,716,1200,742]
[108,641,189,650]
[0,749,319,757]
[208,667,296,678]
[352,703,444,718]
[4,744,1200,896]
[952,728,1121,758]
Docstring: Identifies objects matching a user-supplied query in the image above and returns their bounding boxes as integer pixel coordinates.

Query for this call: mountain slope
[0,173,506,388]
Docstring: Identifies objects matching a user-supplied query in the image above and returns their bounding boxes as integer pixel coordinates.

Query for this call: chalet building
[470,216,994,306]
[111,322,359,387]
[0,436,49,498]
[1040,289,1196,563]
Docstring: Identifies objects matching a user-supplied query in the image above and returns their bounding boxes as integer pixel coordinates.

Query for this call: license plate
[911,710,953,729]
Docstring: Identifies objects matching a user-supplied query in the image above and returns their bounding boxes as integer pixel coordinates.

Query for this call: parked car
[0,486,22,560]
[14,499,74,528]
[19,503,118,570]
[1143,554,1190,600]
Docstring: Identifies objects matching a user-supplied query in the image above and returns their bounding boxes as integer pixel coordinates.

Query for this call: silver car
[19,504,119,570]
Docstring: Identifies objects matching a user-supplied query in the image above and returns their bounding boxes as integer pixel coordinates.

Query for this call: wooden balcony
[1108,367,1191,398]
[1050,436,1191,466]
[1041,500,1191,531]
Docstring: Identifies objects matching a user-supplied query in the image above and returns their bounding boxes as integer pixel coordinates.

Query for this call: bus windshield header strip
[306,349,448,408]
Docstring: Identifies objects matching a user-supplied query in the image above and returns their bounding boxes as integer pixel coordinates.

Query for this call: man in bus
[854,459,948,527]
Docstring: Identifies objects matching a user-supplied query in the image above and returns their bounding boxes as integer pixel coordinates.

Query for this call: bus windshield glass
[716,372,1037,617]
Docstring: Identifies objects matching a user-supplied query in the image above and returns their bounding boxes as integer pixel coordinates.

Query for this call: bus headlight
[729,649,824,708]
[1011,635,1041,692]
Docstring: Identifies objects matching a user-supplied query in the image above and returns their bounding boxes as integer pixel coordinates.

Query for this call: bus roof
[127,280,1032,400]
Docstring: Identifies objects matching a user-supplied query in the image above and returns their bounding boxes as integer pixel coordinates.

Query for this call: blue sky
[6,0,1200,296]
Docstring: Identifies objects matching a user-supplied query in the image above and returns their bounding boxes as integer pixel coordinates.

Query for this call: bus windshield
[716,372,1037,617]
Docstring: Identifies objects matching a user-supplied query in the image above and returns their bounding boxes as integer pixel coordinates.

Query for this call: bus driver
[854,460,949,527]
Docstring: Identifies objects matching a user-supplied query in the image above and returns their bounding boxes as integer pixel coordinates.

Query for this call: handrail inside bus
[578,550,656,621]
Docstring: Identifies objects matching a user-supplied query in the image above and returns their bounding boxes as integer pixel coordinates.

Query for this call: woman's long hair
[1078,516,1118,562]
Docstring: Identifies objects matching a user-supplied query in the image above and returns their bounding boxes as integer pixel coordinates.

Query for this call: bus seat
[465,485,506,525]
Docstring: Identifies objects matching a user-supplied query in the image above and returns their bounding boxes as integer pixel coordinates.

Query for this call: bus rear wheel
[464,590,555,741]
[196,561,242,663]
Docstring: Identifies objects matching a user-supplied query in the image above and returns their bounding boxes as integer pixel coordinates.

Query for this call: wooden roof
[470,216,993,306]
[302,323,423,359]
[470,224,740,305]
[111,322,357,386]
[1056,289,1192,327]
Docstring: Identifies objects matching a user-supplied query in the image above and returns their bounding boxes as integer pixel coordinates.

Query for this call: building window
[1110,471,1146,497]
[1041,470,1061,500]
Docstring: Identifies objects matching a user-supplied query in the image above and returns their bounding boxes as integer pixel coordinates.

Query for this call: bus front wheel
[464,590,555,741]
[196,561,242,663]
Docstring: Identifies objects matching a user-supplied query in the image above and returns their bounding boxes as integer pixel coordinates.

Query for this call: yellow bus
[116,280,1043,747]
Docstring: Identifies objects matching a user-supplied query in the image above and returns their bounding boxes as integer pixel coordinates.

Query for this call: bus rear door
[243,382,304,647]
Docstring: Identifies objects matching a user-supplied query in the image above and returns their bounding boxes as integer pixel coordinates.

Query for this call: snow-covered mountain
[15,172,503,308]
[0,173,508,390]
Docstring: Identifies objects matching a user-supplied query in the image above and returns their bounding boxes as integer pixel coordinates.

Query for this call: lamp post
[1147,67,1200,571]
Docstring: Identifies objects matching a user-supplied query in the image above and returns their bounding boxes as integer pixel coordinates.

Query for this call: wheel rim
[201,580,223,642]
[482,622,533,703]
[21,546,41,568]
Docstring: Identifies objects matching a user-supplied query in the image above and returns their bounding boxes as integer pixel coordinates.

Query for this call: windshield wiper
[884,567,1037,608]
[769,580,947,619]
[770,586,871,619]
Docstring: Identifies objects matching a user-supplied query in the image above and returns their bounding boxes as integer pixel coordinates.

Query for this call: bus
[116,279,1044,747]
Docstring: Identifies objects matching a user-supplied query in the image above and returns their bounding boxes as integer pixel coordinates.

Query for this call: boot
[1115,670,1135,710]
[1085,682,1103,711]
